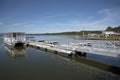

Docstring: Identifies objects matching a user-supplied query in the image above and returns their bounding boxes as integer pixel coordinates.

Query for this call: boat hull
[4,41,26,49]
[3,32,26,48]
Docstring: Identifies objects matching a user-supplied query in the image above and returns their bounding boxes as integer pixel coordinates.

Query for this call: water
[0,35,120,80]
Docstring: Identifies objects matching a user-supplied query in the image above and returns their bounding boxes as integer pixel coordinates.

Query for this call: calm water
[0,35,120,80]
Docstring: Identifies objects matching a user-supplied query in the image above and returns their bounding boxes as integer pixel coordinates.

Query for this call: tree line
[57,26,120,35]
[105,26,120,32]
[27,26,120,35]
[52,31,102,35]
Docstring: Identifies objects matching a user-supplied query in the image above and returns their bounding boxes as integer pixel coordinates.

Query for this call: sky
[0,0,120,33]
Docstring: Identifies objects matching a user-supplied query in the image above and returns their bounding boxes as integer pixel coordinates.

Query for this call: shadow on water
[36,48,120,79]
[4,46,26,60]
[71,50,120,75]
[54,54,120,80]
[71,56,120,75]
[28,45,120,76]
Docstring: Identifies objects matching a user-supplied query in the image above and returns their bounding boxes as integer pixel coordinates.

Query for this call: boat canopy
[4,32,26,41]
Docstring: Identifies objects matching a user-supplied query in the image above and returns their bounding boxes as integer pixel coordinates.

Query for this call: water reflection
[4,46,26,60]
[48,52,120,80]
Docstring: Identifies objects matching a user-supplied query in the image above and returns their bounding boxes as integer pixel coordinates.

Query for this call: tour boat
[4,32,26,48]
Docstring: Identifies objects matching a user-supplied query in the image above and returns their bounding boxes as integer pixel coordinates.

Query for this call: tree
[114,26,120,33]
[106,26,114,31]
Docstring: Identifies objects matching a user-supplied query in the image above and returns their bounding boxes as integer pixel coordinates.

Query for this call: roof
[102,31,120,35]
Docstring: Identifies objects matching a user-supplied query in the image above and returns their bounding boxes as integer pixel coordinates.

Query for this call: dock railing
[53,39,120,57]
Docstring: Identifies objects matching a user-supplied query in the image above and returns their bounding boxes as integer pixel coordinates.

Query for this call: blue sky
[0,0,120,33]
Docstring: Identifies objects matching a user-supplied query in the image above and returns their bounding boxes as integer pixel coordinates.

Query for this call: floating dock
[27,40,120,58]
[27,41,74,56]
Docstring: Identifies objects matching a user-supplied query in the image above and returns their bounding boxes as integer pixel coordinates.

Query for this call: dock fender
[26,44,29,47]
[45,48,47,51]
[68,53,73,56]
[37,47,39,49]
[54,51,57,54]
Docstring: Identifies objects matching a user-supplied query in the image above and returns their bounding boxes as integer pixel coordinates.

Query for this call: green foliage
[105,26,120,33]
[114,26,120,33]
[106,26,114,31]
[27,26,120,35]
[47,31,102,35]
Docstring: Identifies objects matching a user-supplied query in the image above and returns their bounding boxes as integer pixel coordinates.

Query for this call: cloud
[46,14,65,18]
[13,23,26,26]
[98,9,112,15]
[51,8,120,31]
[0,22,3,25]
[71,8,120,30]
[1,8,120,33]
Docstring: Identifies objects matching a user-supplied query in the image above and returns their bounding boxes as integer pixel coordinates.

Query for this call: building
[102,31,120,40]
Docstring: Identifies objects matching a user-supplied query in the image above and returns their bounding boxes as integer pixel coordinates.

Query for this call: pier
[27,41,73,56]
[27,40,120,58]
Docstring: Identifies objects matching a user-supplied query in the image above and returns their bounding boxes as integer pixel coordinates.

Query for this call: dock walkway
[27,40,120,58]
[27,41,73,56]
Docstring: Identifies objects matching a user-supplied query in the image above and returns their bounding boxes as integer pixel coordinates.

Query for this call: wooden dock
[27,41,74,56]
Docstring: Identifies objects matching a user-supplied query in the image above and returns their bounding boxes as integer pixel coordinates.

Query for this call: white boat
[4,32,26,48]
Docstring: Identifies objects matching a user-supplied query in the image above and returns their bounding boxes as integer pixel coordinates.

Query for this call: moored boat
[4,32,26,48]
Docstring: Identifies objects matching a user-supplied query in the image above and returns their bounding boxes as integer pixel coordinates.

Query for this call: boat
[3,32,26,48]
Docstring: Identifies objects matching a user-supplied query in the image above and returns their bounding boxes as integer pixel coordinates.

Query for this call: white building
[102,31,120,38]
